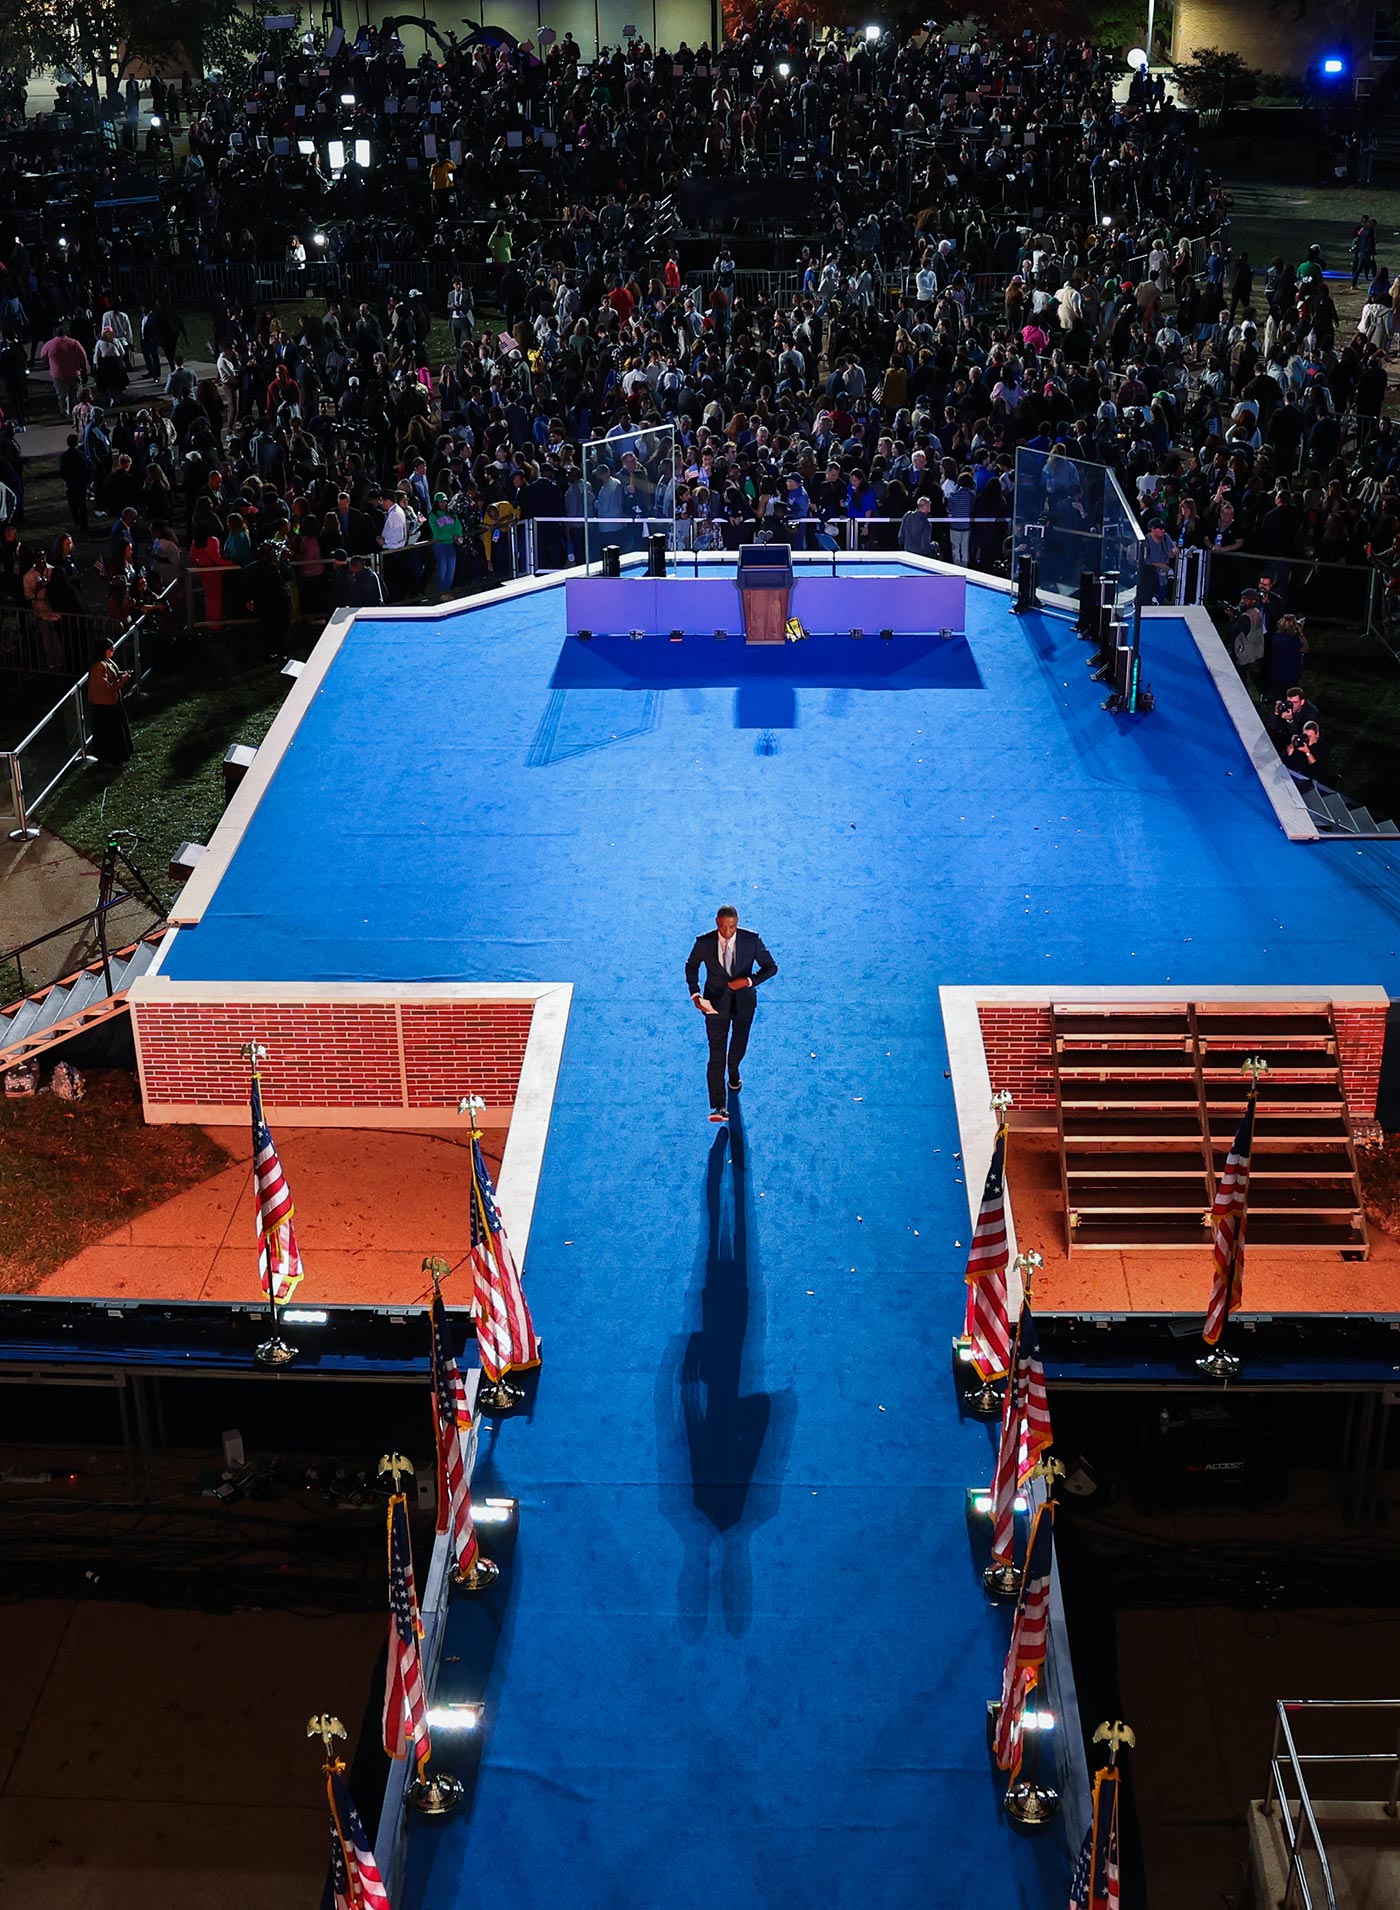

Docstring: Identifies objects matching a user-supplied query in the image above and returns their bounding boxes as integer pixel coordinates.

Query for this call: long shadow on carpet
[655,1102,796,1640]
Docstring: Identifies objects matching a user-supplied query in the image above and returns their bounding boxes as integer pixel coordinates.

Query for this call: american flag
[327,1766,391,1910]
[429,1290,479,1578]
[964,1126,1012,1381]
[382,1495,431,1772]
[251,1072,304,1304]
[468,1134,540,1383]
[994,1499,1054,1778]
[1017,1307,1054,1476]
[1069,1766,1121,1910]
[988,1306,1054,1569]
[1204,1096,1256,1347]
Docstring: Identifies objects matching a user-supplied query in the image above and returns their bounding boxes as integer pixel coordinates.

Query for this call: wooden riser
[1051,1000,1369,1260]
[1070,1220,1368,1250]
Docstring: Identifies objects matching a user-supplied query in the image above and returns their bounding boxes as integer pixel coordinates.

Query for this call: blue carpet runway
[164,568,1400,1907]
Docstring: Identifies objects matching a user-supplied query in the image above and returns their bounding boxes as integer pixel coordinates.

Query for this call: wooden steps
[1051,1002,1368,1256]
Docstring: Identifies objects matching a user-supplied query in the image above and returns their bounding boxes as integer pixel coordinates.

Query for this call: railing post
[6,751,39,842]
[73,682,90,761]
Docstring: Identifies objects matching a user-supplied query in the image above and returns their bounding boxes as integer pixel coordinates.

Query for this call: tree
[0,0,272,80]
[1171,46,1261,113]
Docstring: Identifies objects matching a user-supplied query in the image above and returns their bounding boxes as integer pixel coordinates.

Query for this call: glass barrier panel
[581,424,678,572]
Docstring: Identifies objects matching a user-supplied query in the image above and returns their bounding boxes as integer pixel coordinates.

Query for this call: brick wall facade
[1334,1003,1386,1122]
[135,997,535,1120]
[978,999,1386,1122]
[977,1004,1057,1109]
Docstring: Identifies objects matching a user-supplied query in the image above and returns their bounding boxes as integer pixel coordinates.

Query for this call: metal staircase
[1293,775,1400,838]
[1053,1002,1368,1256]
[0,932,167,1067]
[0,831,168,1071]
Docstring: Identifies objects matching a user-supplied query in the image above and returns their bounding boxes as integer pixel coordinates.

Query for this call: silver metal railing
[519,514,1013,576]
[1265,1698,1400,1910]
[2,587,178,840]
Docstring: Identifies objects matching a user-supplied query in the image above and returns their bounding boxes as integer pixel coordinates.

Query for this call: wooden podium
[737,544,793,644]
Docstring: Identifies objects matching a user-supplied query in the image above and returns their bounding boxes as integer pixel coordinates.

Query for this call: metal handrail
[1265,1699,1400,1910]
[3,583,179,838]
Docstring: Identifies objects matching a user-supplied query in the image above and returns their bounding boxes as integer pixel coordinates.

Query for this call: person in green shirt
[427,493,464,598]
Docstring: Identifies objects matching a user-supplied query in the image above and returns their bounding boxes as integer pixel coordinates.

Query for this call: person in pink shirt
[38,330,90,416]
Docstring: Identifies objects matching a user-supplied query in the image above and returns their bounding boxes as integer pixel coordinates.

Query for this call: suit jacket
[685,928,778,1008]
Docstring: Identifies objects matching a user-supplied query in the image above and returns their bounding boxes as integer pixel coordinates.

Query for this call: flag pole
[960,1088,1014,1420]
[379,1451,464,1818]
[426,1255,500,1595]
[1197,1056,1267,1382]
[243,1041,298,1368]
[460,1095,525,1415]
[982,1248,1040,1600]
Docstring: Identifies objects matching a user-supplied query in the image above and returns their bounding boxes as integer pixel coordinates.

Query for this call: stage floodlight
[714,627,727,641]
[629,628,644,641]
[1321,54,1346,76]
[1126,47,1147,69]
[425,1703,484,1731]
[880,627,893,641]
[778,61,790,76]
[966,1486,1030,1518]
[669,629,683,642]
[577,628,592,641]
[850,627,864,640]
[864,23,881,39]
[312,229,328,245]
[471,1497,518,1526]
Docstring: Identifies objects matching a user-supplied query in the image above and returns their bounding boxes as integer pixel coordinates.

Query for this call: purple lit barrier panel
[563,573,968,636]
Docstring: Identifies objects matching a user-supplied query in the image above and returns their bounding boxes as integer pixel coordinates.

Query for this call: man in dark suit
[685,906,779,1123]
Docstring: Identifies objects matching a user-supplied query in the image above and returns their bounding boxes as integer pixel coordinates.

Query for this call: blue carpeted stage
[162,564,1400,1907]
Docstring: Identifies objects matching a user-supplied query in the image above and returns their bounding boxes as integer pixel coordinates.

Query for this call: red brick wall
[136,998,533,1112]
[977,1000,1386,1122]
[401,1003,533,1107]
[978,1004,1056,1109]
[1334,1004,1385,1122]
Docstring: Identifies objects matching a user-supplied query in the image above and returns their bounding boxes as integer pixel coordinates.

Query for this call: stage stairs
[1053,1002,1368,1256]
[0,931,167,1070]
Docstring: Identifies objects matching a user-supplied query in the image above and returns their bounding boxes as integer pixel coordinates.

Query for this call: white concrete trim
[1148,604,1320,842]
[942,987,1024,1314]
[128,977,551,1007]
[944,983,1389,1008]
[171,608,357,924]
[496,981,572,1267]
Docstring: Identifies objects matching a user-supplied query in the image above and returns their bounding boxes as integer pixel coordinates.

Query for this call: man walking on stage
[685,906,778,1123]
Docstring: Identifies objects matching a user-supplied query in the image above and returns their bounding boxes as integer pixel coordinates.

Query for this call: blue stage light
[1321,55,1346,75]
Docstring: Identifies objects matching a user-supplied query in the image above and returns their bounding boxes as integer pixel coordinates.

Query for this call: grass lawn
[41,641,293,884]
[0,1068,230,1293]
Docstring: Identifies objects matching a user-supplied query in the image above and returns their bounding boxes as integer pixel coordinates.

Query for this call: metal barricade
[3,593,177,838]
[1265,1699,1400,1910]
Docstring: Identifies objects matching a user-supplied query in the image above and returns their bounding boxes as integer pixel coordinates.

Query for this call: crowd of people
[0,13,1387,796]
